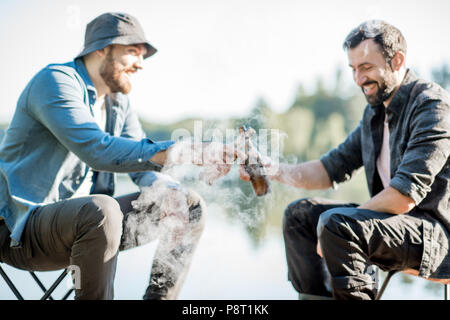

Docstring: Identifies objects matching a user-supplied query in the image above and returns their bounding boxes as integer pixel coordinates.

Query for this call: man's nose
[134,55,144,70]
[354,71,367,87]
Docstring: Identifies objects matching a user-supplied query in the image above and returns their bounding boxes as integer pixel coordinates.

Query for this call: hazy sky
[0,0,449,123]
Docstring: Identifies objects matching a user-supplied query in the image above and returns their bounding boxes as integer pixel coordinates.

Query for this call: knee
[283,198,315,235]
[317,209,353,244]
[85,194,123,226]
[78,195,123,250]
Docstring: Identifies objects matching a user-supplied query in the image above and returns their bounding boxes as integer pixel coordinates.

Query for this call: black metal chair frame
[376,270,450,300]
[0,264,74,300]
[3,263,448,300]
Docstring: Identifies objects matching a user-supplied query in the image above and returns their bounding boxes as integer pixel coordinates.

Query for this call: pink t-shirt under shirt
[376,113,391,189]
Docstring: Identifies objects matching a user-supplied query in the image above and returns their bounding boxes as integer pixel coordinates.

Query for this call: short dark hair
[343,20,407,63]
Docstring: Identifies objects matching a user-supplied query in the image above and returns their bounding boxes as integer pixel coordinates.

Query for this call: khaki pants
[0,190,206,300]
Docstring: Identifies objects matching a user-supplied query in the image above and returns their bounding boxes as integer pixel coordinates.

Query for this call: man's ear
[390,51,406,72]
[95,45,113,58]
[94,48,106,58]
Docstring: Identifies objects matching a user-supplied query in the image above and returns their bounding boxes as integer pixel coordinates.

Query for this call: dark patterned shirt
[320,70,450,278]
[320,70,450,233]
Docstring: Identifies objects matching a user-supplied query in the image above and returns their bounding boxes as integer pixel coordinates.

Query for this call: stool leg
[29,272,55,300]
[375,270,397,300]
[0,265,24,300]
[40,269,68,300]
[62,288,74,300]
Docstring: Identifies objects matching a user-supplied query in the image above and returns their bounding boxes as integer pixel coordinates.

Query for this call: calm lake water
[0,173,445,300]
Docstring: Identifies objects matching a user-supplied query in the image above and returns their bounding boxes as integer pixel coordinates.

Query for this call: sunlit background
[0,0,449,300]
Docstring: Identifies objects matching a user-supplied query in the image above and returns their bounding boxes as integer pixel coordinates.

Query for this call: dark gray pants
[0,189,206,300]
[283,197,424,300]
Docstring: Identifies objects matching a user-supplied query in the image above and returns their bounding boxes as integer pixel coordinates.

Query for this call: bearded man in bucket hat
[0,12,235,299]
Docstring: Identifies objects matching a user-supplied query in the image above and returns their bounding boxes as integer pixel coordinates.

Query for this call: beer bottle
[238,126,271,196]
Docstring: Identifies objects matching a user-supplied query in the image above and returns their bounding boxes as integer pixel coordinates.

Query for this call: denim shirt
[0,58,174,246]
[320,70,450,278]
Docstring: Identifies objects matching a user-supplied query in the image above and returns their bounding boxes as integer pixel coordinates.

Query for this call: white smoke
[123,176,203,299]
[155,121,289,231]
[123,119,290,298]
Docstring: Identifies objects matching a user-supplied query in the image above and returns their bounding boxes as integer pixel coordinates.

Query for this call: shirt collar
[74,58,97,96]
[385,69,418,117]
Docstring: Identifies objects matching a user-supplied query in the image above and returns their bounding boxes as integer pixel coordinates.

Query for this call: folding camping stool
[376,270,450,300]
[0,263,74,300]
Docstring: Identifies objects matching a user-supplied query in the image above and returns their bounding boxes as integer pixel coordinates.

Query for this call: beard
[362,69,397,106]
[99,50,132,94]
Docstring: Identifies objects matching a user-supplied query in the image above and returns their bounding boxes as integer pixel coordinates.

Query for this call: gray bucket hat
[75,12,157,59]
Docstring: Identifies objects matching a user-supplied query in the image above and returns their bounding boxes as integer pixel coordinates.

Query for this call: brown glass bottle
[239,126,271,196]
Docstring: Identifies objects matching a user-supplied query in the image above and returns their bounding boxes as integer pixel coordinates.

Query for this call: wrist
[268,163,283,182]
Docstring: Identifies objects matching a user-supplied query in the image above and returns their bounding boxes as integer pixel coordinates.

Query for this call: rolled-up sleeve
[390,99,450,205]
[320,124,363,188]
[26,67,174,173]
